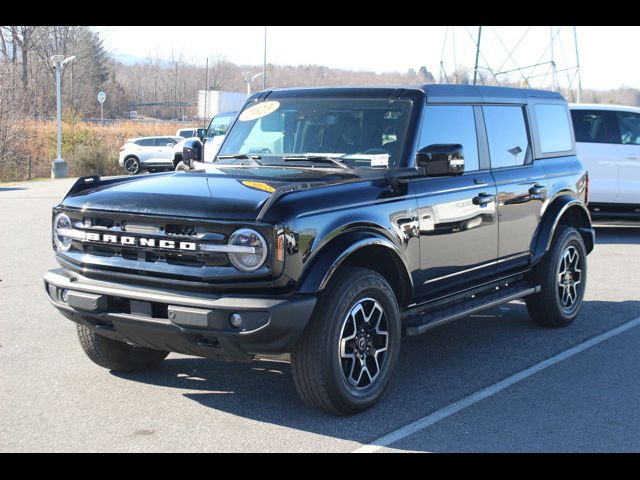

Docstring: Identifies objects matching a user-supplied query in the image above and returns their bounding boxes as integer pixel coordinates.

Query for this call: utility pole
[263,26,267,90]
[573,26,582,103]
[50,54,75,179]
[472,26,482,85]
[204,57,209,125]
[550,26,559,92]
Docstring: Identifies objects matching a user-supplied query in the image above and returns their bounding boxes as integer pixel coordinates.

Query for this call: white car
[118,136,183,175]
[570,103,640,220]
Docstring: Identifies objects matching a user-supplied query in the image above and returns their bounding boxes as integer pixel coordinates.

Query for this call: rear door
[410,104,498,298]
[483,104,548,273]
[570,109,621,204]
[615,110,640,204]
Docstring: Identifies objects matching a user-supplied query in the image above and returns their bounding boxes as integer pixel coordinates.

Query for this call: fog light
[229,313,243,328]
[60,289,69,303]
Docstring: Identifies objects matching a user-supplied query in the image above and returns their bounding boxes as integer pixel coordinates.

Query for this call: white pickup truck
[173,111,237,169]
[570,103,640,220]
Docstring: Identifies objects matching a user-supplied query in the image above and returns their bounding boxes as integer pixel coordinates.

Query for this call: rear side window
[418,105,480,171]
[617,111,640,145]
[483,106,530,168]
[136,138,154,146]
[535,104,573,153]
[570,109,619,144]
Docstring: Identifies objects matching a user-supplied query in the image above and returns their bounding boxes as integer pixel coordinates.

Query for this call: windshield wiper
[217,154,262,160]
[282,155,348,169]
[215,153,264,165]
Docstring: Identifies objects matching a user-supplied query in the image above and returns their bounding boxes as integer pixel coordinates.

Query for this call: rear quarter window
[535,104,573,153]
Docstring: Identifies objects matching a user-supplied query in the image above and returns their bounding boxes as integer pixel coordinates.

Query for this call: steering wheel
[363,148,390,155]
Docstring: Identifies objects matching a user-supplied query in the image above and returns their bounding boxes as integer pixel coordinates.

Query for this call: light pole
[50,54,75,179]
[243,72,263,97]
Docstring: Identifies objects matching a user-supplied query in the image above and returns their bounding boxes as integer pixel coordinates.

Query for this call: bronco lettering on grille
[85,233,196,251]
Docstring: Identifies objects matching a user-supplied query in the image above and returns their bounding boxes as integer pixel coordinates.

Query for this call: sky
[91,26,639,91]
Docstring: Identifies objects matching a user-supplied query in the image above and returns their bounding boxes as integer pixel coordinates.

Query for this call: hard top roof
[261,84,565,104]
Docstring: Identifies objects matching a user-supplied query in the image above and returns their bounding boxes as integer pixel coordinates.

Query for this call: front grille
[56,210,274,284]
[74,216,230,268]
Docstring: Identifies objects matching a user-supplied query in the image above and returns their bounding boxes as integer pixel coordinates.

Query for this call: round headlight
[228,228,268,272]
[53,212,72,252]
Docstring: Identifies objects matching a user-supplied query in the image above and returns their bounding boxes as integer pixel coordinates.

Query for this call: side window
[154,137,172,146]
[483,106,530,168]
[138,138,154,147]
[418,105,480,171]
[535,104,573,153]
[570,109,619,144]
[208,116,234,137]
[616,111,640,145]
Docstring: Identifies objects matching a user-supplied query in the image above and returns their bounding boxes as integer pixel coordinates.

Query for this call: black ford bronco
[45,84,594,415]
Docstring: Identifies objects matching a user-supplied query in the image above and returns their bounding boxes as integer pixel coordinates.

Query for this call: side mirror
[166,142,174,148]
[416,144,465,176]
[196,128,207,140]
[182,138,203,166]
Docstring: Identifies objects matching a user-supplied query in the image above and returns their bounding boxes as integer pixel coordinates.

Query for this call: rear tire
[291,267,401,415]
[77,324,169,372]
[123,156,140,175]
[526,225,587,328]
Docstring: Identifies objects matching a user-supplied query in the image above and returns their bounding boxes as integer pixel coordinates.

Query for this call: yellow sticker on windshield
[239,101,280,122]
[241,180,276,193]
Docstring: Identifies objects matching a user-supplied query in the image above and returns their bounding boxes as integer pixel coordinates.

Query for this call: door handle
[473,192,496,205]
[529,184,547,196]
[624,154,639,160]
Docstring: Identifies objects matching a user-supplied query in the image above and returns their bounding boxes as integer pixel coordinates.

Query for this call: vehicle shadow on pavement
[595,227,640,245]
[110,299,640,449]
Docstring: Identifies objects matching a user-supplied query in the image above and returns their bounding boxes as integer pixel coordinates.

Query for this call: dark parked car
[45,84,593,415]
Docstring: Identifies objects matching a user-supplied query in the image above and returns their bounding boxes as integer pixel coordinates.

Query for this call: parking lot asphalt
[1,179,639,452]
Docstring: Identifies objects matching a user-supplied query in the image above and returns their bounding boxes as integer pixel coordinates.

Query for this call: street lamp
[242,72,264,97]
[50,54,75,178]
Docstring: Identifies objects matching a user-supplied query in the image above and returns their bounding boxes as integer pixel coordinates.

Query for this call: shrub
[0,119,185,182]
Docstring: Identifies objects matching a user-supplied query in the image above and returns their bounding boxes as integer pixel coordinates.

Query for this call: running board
[403,282,540,336]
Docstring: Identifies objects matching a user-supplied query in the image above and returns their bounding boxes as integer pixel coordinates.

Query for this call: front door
[615,109,640,204]
[410,104,498,299]
[570,109,621,204]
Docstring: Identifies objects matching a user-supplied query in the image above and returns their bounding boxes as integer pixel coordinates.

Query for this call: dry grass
[1,119,186,182]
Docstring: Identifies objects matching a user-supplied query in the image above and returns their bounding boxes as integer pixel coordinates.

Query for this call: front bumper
[44,268,316,361]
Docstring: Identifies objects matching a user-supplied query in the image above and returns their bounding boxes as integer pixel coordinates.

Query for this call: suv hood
[61,168,361,220]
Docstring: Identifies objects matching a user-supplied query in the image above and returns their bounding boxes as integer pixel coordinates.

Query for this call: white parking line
[354,315,640,453]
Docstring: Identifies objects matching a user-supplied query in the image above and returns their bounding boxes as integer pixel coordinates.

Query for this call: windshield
[218,97,413,168]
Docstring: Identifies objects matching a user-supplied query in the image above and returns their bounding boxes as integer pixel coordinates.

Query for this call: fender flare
[530,196,594,265]
[296,230,414,297]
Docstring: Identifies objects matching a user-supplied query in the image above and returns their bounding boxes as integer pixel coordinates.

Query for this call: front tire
[291,267,401,415]
[77,324,169,372]
[526,225,587,327]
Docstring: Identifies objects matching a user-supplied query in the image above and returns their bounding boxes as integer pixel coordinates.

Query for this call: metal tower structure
[438,26,583,102]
